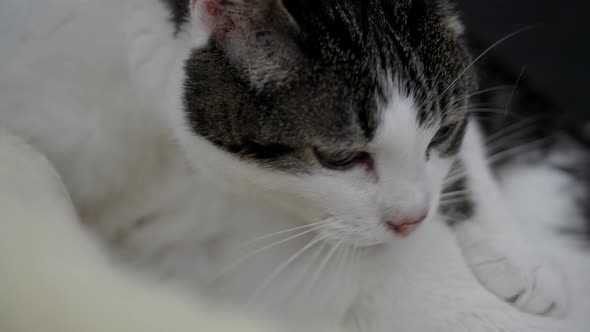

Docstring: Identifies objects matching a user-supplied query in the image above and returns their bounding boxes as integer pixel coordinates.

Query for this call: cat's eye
[314,148,372,171]
[429,125,453,148]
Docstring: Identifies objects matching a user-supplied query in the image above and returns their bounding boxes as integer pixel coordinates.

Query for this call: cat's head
[169,0,476,246]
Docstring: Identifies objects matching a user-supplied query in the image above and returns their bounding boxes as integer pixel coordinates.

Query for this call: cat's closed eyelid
[314,148,373,172]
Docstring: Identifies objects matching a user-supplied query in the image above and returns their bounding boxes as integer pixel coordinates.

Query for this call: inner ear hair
[195,0,298,36]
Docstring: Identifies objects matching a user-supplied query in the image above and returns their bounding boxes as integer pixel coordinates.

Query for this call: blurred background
[455,0,589,229]
[456,0,589,140]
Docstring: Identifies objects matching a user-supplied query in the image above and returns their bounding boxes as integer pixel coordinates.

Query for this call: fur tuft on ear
[191,0,241,21]
[190,0,237,39]
[190,0,294,41]
[189,0,300,89]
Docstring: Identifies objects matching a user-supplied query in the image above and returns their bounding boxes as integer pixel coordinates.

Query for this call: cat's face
[171,0,476,246]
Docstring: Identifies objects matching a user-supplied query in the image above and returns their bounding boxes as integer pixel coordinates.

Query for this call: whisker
[440,103,520,125]
[474,107,506,116]
[467,108,521,116]
[290,241,327,299]
[454,102,514,111]
[486,128,537,154]
[247,235,326,304]
[307,239,344,294]
[211,225,326,282]
[505,66,527,116]
[329,243,352,294]
[438,26,534,102]
[241,220,331,249]
[450,103,527,118]
[466,85,512,99]
[443,137,548,193]
[445,136,548,178]
[487,137,549,164]
[485,116,539,145]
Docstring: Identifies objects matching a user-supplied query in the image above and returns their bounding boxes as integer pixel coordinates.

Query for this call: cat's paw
[453,222,569,318]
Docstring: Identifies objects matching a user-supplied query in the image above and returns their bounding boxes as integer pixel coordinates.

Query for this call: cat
[0,0,577,331]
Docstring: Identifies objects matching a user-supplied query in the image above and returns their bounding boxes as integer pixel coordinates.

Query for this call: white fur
[0,131,281,332]
[0,0,584,331]
[499,158,590,331]
[450,122,570,317]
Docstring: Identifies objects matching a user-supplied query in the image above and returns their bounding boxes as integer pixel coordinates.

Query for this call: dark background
[456,0,590,124]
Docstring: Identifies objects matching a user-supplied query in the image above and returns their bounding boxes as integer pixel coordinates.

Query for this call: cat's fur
[0,0,582,331]
[0,129,573,332]
[0,131,283,332]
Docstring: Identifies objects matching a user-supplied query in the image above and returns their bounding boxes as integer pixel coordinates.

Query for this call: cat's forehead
[284,0,462,66]
[270,0,473,132]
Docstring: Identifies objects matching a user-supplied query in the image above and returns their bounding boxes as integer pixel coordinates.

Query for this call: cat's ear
[189,0,299,87]
[189,0,237,40]
[189,0,297,43]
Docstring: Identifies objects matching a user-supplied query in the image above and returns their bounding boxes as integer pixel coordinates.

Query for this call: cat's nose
[385,211,428,237]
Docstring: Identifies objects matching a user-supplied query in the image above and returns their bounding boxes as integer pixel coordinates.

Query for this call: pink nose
[385,212,428,237]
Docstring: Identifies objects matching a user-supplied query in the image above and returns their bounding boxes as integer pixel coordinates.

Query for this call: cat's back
[0,0,186,220]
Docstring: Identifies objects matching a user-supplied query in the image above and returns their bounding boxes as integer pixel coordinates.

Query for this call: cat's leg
[0,131,286,332]
[442,120,570,317]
